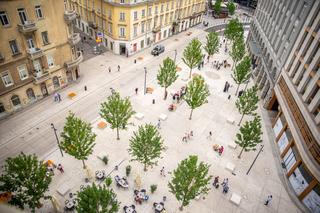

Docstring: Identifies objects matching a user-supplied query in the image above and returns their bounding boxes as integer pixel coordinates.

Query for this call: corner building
[247,0,320,212]
[66,0,206,55]
[0,0,82,118]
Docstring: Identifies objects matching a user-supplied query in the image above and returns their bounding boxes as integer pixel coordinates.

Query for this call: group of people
[54,92,62,102]
[182,131,193,142]
[108,65,121,73]
[172,86,186,104]
[45,160,64,176]
[223,81,231,93]
[213,177,229,194]
[211,59,229,70]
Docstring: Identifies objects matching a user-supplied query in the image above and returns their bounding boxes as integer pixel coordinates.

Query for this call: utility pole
[246,145,264,175]
[144,67,147,95]
[51,123,64,157]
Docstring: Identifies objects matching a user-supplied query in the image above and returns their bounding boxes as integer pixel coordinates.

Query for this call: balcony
[27,48,44,60]
[64,10,77,23]
[152,26,161,33]
[65,51,83,70]
[17,20,37,34]
[88,21,98,29]
[32,71,49,84]
[68,33,81,46]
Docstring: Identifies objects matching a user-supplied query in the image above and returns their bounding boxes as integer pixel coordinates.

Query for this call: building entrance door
[40,83,48,96]
[119,43,126,55]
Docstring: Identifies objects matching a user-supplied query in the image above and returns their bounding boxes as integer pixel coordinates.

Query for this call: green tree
[183,75,210,120]
[232,55,251,95]
[0,153,52,212]
[76,183,119,213]
[230,36,245,71]
[157,57,178,100]
[235,86,259,126]
[235,116,263,158]
[168,155,212,211]
[61,112,96,168]
[100,92,135,140]
[227,1,236,15]
[225,18,244,42]
[204,32,220,60]
[182,39,203,78]
[128,124,164,171]
[214,0,222,15]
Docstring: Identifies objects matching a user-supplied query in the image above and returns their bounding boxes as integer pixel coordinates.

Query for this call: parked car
[151,45,165,56]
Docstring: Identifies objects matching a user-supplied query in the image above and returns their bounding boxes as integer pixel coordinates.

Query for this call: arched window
[26,88,36,100]
[11,95,21,106]
[52,76,60,89]
[0,103,5,113]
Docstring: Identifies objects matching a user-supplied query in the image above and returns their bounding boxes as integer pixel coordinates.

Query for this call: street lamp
[174,49,177,63]
[246,144,264,175]
[144,67,147,95]
[51,123,64,157]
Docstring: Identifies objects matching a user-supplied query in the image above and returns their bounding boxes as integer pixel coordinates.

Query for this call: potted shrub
[102,156,108,165]
[126,165,131,176]
[105,177,112,187]
[150,184,157,193]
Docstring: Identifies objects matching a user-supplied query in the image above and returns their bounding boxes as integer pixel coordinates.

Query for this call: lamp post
[246,144,264,175]
[51,123,64,157]
[174,49,177,63]
[144,67,147,95]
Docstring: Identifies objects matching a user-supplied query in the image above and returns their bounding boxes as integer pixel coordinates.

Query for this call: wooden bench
[228,142,237,149]
[226,118,235,125]
[230,193,242,206]
[135,113,144,120]
[225,162,236,173]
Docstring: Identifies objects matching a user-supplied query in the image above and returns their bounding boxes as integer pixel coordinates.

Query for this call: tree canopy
[225,18,244,42]
[61,112,96,168]
[214,0,222,15]
[0,153,52,212]
[100,92,135,140]
[227,1,236,15]
[182,39,203,78]
[236,86,259,125]
[157,57,178,100]
[232,55,251,95]
[204,32,220,57]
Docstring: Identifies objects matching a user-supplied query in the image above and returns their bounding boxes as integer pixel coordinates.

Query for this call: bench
[56,182,71,196]
[159,114,168,121]
[230,193,242,206]
[225,162,236,173]
[226,118,235,125]
[135,113,144,120]
[228,142,237,149]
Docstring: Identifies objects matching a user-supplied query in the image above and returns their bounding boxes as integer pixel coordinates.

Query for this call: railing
[17,20,37,33]
[27,48,44,60]
[68,33,81,46]
[64,10,77,23]
[32,70,49,84]
[65,51,83,69]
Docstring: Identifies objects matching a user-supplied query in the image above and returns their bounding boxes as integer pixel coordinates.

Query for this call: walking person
[207,131,212,140]
[213,176,219,188]
[182,135,187,142]
[190,131,193,137]
[54,92,58,102]
[222,184,229,194]
[157,119,161,129]
[135,88,138,95]
[218,146,224,156]
[57,164,64,173]
[221,178,228,187]
[117,65,120,72]
[264,195,273,206]
[108,66,111,73]
[57,93,62,102]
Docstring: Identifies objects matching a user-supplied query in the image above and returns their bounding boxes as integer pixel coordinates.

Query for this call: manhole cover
[205,72,220,79]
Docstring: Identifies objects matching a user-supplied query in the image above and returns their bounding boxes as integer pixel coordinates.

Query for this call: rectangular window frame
[1,71,14,87]
[0,11,10,26]
[41,31,49,45]
[9,40,20,55]
[35,5,43,19]
[17,64,28,80]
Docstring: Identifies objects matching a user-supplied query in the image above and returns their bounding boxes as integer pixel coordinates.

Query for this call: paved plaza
[0,15,301,213]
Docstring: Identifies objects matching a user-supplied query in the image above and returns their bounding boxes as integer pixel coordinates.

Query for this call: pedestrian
[198,63,201,70]
[222,184,229,194]
[135,87,138,95]
[228,95,231,100]
[182,135,187,142]
[222,178,228,187]
[108,67,111,73]
[110,87,115,94]
[117,65,120,72]
[57,93,62,102]
[177,95,180,103]
[238,90,244,97]
[218,146,224,156]
[223,82,227,92]
[187,132,191,140]
[57,164,64,173]
[264,195,273,206]
[54,92,58,102]
[213,176,219,188]
[207,131,212,140]
[201,60,204,68]
[226,82,230,92]
[152,99,155,104]
[157,119,161,129]
[160,167,166,177]
[84,86,87,91]
[190,131,193,137]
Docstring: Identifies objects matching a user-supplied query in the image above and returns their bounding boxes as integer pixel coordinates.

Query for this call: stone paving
[0,13,301,213]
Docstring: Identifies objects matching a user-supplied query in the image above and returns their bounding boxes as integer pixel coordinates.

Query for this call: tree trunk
[179,205,184,211]
[116,127,120,140]
[82,160,86,169]
[189,67,192,79]
[144,164,147,171]
[164,87,167,100]
[238,147,245,159]
[238,114,245,126]
[235,84,240,96]
[189,109,194,120]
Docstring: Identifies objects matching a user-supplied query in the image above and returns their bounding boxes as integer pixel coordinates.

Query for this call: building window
[35,5,43,19]
[17,8,27,24]
[41,31,49,45]
[161,4,164,12]
[155,6,158,14]
[0,103,5,113]
[120,12,125,21]
[142,9,145,18]
[133,25,137,37]
[17,65,28,80]
[1,71,13,87]
[11,95,21,106]
[120,0,125,3]
[141,22,145,33]
[0,11,10,26]
[9,40,19,55]
[119,27,125,37]
[134,11,138,20]
[148,7,152,16]
[47,55,54,68]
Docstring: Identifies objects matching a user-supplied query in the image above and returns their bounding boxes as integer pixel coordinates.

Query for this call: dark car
[151,45,165,56]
